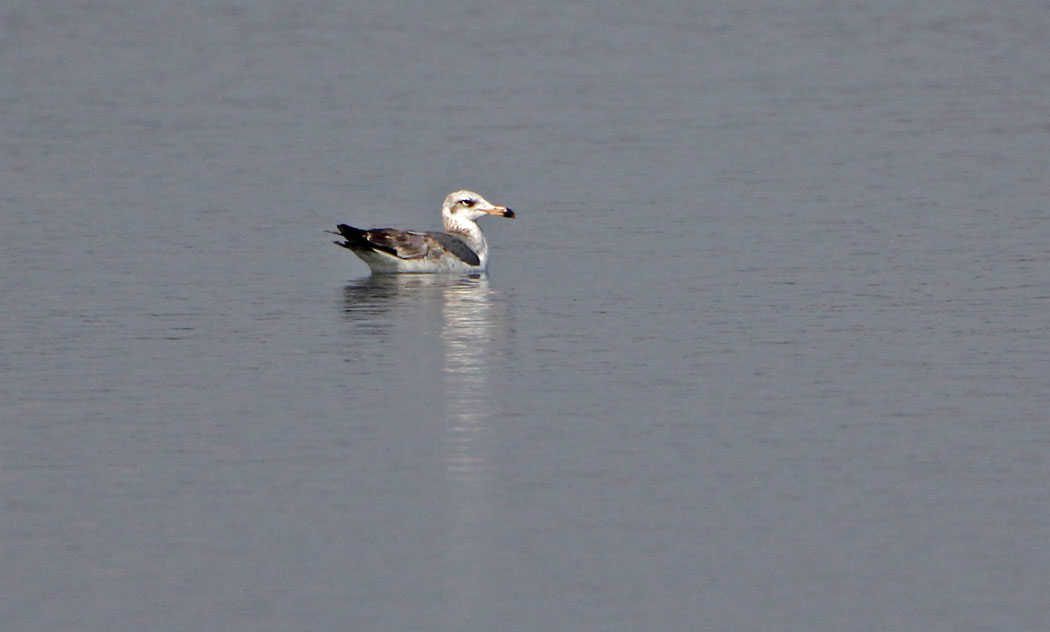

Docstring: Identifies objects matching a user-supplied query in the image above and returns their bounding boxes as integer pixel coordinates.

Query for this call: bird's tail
[329,224,369,250]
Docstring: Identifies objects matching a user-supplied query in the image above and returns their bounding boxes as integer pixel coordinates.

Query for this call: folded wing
[333,225,480,266]
[423,232,481,266]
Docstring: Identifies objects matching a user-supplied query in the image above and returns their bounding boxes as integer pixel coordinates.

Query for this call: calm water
[3,1,1049,630]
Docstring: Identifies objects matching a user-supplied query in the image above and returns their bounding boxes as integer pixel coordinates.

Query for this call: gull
[330,190,515,274]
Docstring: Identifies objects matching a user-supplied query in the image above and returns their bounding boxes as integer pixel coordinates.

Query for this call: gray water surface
[3,1,1049,630]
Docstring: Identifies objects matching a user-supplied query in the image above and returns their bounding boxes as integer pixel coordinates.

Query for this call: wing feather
[363,228,431,259]
[423,232,481,266]
[333,225,480,266]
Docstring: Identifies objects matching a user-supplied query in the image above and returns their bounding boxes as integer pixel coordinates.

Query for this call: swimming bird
[331,190,515,273]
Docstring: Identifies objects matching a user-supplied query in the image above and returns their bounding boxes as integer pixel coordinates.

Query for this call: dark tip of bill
[503,208,515,218]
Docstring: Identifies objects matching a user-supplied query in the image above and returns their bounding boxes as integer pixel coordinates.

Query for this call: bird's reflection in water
[342,273,487,315]
[437,274,509,629]
[439,276,501,481]
[341,273,510,626]
[340,274,489,364]
[340,273,508,483]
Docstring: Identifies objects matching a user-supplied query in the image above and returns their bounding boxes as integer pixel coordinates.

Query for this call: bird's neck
[444,216,488,265]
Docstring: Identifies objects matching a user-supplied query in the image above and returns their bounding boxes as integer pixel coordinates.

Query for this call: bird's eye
[460,199,475,207]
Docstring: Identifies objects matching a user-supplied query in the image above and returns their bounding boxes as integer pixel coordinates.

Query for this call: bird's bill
[486,205,515,218]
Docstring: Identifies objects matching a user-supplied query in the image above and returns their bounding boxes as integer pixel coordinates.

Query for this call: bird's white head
[442,190,515,224]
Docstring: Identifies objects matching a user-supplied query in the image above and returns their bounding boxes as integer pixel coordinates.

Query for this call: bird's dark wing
[332,225,481,266]
[333,225,430,259]
[423,232,481,266]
